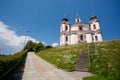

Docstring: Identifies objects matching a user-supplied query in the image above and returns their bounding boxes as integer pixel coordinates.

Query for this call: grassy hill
[37,43,88,71]
[37,40,120,80]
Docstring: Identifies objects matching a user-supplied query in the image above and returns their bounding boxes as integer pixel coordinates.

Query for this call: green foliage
[83,75,106,80]
[34,42,45,52]
[45,45,52,49]
[37,43,88,71]
[89,40,120,80]
[24,40,46,52]
[23,40,35,51]
[0,50,27,76]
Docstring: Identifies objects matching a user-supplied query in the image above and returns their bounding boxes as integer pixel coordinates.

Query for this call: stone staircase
[75,51,89,72]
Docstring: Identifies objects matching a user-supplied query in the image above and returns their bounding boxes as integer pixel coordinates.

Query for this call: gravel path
[20,52,92,80]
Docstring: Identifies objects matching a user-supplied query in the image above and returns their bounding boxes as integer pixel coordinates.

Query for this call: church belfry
[75,13,81,23]
[60,17,70,46]
[89,16,100,31]
[89,16,102,42]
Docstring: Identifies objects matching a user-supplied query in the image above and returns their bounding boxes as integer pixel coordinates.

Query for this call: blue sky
[0,0,120,54]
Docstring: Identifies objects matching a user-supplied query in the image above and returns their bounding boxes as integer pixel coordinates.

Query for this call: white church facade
[60,15,102,46]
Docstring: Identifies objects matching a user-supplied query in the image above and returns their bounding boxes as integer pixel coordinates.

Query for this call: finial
[75,12,81,23]
[76,12,79,17]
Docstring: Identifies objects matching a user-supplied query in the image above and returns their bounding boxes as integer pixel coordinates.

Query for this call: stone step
[75,51,89,72]
[75,68,88,71]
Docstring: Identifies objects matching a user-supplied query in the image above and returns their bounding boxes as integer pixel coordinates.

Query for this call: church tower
[60,18,70,46]
[89,16,102,42]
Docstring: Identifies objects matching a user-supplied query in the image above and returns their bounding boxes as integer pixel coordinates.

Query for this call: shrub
[0,50,27,78]
[89,40,120,80]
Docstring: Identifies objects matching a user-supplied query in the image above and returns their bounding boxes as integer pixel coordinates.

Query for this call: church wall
[71,34,78,44]
[96,22,100,30]
[60,36,62,45]
[90,22,100,31]
[68,25,70,31]
[60,35,66,45]
[86,34,92,43]
[71,27,78,31]
[61,24,66,31]
[93,33,102,43]
[97,34,102,42]
[68,35,71,45]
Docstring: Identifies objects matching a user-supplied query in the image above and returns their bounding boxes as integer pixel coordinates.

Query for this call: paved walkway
[20,52,92,80]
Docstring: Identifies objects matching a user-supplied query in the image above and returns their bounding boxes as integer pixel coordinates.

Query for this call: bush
[89,40,120,80]
[0,50,27,78]
[34,42,45,52]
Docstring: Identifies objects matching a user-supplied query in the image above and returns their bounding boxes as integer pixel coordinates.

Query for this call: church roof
[90,16,98,20]
[89,16,99,23]
[61,18,69,22]
[71,22,89,27]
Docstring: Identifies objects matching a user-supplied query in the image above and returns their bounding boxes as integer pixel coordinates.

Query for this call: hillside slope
[89,40,120,80]
[37,40,120,80]
[37,43,88,71]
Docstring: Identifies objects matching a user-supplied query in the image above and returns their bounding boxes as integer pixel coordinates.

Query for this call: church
[60,14,102,46]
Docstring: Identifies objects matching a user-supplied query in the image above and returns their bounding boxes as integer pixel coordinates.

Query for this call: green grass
[83,75,106,80]
[89,40,120,80]
[37,43,88,71]
[37,40,120,80]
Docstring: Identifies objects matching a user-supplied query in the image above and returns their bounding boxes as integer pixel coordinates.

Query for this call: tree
[23,40,34,51]
[34,42,45,52]
[46,45,52,49]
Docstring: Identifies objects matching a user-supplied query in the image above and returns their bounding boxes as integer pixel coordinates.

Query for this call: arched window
[95,36,98,41]
[93,24,96,29]
[65,26,68,31]
[80,35,83,41]
[66,36,68,41]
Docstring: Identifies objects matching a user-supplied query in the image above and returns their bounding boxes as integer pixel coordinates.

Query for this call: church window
[66,36,68,41]
[80,35,83,41]
[77,18,79,22]
[93,24,96,29]
[79,26,83,31]
[65,26,68,31]
[95,36,98,41]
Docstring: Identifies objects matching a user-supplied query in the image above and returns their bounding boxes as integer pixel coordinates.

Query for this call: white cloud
[52,43,59,47]
[0,21,37,55]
